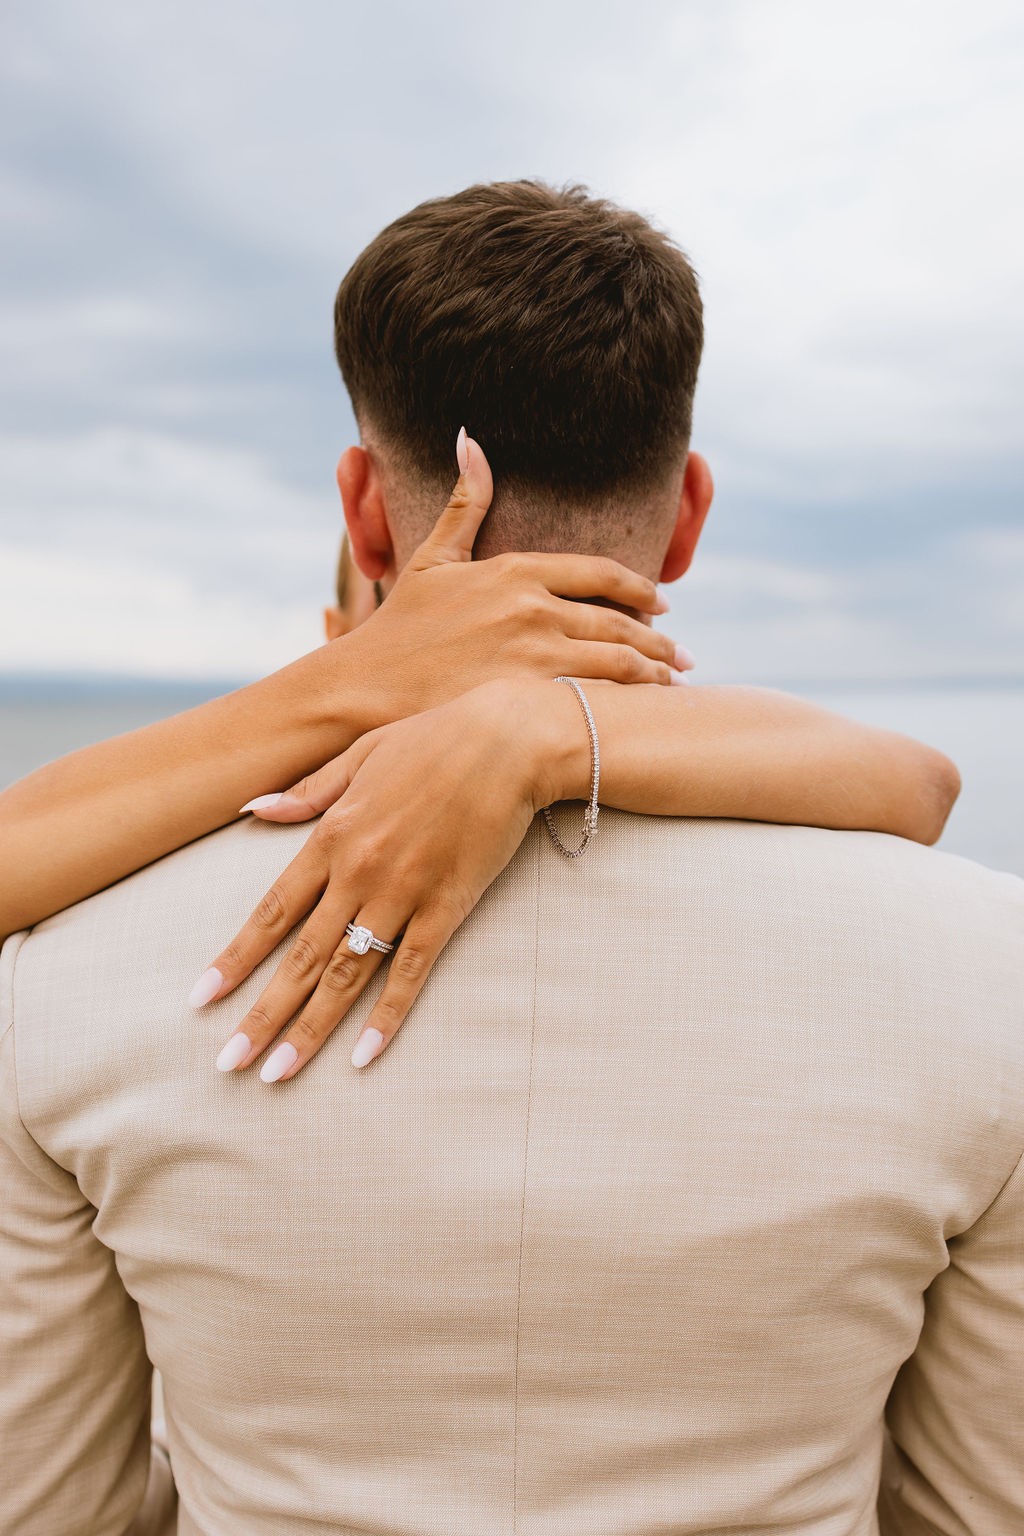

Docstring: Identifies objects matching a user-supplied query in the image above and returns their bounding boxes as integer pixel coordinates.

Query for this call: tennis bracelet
[542,676,600,858]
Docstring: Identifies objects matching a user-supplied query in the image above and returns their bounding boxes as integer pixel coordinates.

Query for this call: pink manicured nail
[260,1042,299,1083]
[670,670,690,686]
[216,1033,251,1072]
[673,644,696,671]
[239,792,284,814]
[351,1028,385,1068]
[655,592,671,614]
[456,426,469,475]
[189,967,224,1008]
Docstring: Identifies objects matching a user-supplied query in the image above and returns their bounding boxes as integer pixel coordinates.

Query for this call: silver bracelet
[542,676,600,858]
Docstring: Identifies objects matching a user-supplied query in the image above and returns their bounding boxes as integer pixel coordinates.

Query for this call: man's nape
[335,432,715,604]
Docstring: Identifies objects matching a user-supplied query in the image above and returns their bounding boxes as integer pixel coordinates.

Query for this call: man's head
[332,179,713,591]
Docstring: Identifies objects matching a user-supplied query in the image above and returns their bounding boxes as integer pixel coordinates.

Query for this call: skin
[186,432,961,1082]
[0,445,680,940]
[341,425,713,584]
[0,431,960,1082]
[323,533,379,641]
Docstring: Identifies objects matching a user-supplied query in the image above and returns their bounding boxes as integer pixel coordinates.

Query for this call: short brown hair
[333,180,703,506]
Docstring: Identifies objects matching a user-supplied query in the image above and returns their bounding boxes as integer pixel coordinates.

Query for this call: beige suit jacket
[2,811,1022,1536]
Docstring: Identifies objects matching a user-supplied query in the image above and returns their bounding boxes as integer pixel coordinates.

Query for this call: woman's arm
[196,676,960,1082]
[0,649,376,940]
[251,677,959,848]
[551,679,960,845]
[0,442,678,940]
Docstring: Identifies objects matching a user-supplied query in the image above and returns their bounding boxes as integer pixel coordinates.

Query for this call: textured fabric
[1,811,1022,1536]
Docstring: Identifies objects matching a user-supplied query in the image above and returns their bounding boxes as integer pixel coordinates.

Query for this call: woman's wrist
[279,632,393,747]
[473,677,594,812]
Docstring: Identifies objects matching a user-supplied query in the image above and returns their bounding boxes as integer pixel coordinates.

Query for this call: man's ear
[336,446,394,582]
[659,451,714,583]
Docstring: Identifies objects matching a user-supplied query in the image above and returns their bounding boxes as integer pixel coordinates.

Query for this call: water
[0,675,1021,879]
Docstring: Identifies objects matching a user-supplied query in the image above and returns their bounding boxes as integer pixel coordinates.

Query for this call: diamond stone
[347,925,373,955]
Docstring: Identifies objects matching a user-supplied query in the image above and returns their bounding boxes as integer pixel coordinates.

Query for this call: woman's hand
[0,429,689,943]
[336,431,689,724]
[188,664,962,1081]
[192,679,579,1081]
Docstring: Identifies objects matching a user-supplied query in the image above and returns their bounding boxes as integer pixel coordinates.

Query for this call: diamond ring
[345,922,395,956]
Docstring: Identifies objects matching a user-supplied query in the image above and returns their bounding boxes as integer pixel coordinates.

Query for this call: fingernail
[239,792,284,814]
[216,1033,251,1072]
[351,1028,385,1068]
[670,669,690,686]
[260,1042,299,1083]
[673,644,696,671]
[655,592,671,614]
[189,967,224,1008]
[456,426,469,475]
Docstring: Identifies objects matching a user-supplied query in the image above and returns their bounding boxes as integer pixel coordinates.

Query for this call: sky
[1,0,1021,685]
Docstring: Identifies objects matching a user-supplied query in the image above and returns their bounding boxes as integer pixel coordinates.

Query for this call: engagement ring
[345,923,395,956]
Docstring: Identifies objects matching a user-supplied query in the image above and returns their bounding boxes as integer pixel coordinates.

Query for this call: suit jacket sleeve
[0,932,177,1536]
[878,1138,1024,1536]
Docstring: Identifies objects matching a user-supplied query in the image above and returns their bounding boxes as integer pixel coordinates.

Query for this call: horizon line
[1,667,1022,698]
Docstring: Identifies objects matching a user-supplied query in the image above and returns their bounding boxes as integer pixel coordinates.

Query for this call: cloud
[0,427,340,608]
[0,538,324,679]
[0,0,1021,682]
[624,0,1024,497]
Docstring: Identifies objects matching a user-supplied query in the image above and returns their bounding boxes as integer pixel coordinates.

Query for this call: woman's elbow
[917,749,962,846]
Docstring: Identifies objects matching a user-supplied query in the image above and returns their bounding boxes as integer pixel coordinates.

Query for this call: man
[1,180,1022,1534]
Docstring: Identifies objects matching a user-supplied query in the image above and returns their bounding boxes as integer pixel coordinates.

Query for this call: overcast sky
[1,0,1021,684]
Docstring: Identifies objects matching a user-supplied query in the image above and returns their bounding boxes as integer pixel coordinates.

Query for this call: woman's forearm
[539,681,960,845]
[0,665,961,944]
[0,642,378,938]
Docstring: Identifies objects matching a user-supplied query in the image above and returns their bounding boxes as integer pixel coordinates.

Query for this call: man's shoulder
[4,815,1022,1044]
[572,814,1024,1000]
[598,811,1024,914]
[10,811,1024,962]
[2,818,317,1029]
[28,815,314,941]
[1,818,320,1113]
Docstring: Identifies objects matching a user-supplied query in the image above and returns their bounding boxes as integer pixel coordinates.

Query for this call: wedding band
[345,922,395,956]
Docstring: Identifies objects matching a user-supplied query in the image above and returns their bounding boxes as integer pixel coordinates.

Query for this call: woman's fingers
[251,903,407,1082]
[409,429,494,568]
[514,552,669,617]
[555,638,676,687]
[199,686,547,1084]
[188,852,326,1007]
[239,743,365,823]
[212,889,449,1084]
[351,912,451,1069]
[553,596,685,672]
[213,896,350,1072]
